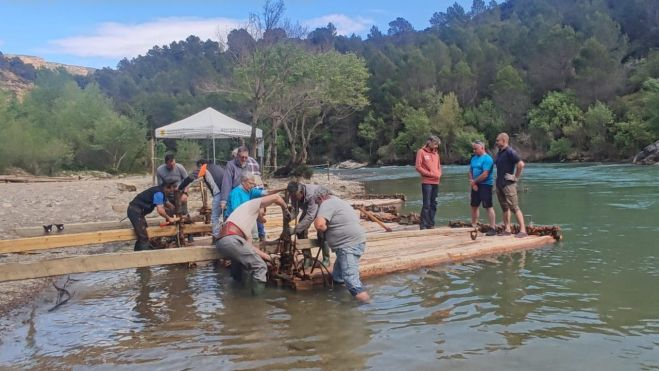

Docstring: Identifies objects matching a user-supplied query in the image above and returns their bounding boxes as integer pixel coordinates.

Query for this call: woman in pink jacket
[415,135,442,229]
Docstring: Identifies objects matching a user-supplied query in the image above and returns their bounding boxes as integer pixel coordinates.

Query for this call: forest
[1,0,658,175]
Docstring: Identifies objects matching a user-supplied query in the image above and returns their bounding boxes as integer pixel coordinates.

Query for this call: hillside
[0,53,94,98]
[6,54,95,76]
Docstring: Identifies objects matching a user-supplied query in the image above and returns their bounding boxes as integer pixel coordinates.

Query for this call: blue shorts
[471,184,493,208]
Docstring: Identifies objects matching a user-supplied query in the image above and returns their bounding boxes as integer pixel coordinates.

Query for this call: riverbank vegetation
[1,0,659,174]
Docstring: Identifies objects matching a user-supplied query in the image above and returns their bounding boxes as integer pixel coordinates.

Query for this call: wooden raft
[0,227,556,283]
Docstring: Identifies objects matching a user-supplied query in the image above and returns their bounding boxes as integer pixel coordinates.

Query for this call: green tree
[280,51,369,169]
[430,92,466,161]
[490,65,530,132]
[613,116,652,157]
[528,91,584,155]
[641,78,659,137]
[358,111,380,159]
[392,104,431,158]
[571,38,623,106]
[582,101,615,157]
[463,99,505,146]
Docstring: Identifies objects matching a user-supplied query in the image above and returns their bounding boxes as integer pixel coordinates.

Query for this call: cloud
[48,17,245,59]
[303,14,373,36]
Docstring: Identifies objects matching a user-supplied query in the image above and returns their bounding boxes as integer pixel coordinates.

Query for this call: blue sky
[0,0,473,69]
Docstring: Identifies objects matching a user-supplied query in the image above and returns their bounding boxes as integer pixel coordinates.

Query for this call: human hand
[220,201,227,209]
[504,173,517,182]
[283,209,294,222]
[181,194,189,203]
[472,184,478,192]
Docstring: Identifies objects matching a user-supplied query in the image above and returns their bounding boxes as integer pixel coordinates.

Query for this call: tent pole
[212,137,216,164]
[151,137,156,185]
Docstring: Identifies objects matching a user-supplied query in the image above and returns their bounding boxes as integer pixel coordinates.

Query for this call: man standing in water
[127,181,178,251]
[469,140,497,236]
[415,135,442,229]
[494,133,528,238]
[215,194,291,294]
[286,181,332,267]
[314,194,370,303]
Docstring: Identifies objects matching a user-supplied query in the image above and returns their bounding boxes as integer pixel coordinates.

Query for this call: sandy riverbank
[0,172,363,319]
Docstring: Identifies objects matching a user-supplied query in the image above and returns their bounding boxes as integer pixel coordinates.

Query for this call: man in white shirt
[215,194,290,293]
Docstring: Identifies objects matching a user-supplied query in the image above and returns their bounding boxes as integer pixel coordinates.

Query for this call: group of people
[126,130,526,303]
[415,132,528,238]
[127,147,370,302]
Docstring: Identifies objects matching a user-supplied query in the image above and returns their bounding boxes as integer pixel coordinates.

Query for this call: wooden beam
[291,227,470,249]
[0,223,212,254]
[0,247,221,282]
[14,218,162,237]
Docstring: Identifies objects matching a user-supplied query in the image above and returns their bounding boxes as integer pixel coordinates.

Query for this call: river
[1,163,657,370]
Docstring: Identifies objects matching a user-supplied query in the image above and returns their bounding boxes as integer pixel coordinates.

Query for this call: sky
[0,0,473,69]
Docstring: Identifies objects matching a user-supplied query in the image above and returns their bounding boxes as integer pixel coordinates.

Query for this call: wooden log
[360,235,555,278]
[0,176,78,183]
[0,247,221,282]
[357,206,393,232]
[0,223,212,254]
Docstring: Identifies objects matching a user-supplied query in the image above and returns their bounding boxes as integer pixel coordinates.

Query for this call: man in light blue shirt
[225,172,267,218]
[468,140,497,236]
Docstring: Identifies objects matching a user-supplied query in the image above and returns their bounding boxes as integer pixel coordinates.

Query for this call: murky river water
[1,164,658,370]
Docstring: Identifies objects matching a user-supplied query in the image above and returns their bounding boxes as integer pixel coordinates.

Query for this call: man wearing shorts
[469,140,497,236]
[494,133,528,238]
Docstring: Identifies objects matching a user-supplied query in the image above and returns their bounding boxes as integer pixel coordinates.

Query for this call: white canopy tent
[154,107,263,163]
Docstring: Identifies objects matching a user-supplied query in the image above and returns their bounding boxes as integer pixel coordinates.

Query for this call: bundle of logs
[352,193,407,201]
[448,221,563,241]
[356,204,420,225]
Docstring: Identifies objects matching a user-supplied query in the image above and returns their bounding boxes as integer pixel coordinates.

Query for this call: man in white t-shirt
[215,194,290,291]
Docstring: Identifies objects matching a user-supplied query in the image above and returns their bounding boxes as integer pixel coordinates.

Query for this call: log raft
[0,227,556,283]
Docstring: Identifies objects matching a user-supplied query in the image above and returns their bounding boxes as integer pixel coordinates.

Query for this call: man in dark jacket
[179,159,225,238]
[220,146,250,213]
[127,181,178,251]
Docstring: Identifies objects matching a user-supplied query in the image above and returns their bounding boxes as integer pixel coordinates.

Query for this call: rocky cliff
[6,54,95,76]
[0,54,95,99]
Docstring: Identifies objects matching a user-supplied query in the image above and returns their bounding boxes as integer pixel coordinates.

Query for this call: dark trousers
[127,205,150,250]
[420,183,438,229]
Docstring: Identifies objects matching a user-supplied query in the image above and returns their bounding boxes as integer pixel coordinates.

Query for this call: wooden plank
[263,198,404,216]
[0,176,78,183]
[292,227,470,249]
[0,247,221,282]
[0,223,212,254]
[14,218,162,237]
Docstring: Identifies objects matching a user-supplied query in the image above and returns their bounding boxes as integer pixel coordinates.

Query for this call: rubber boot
[134,241,153,251]
[229,260,243,281]
[321,244,331,266]
[302,249,313,268]
[251,281,266,296]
